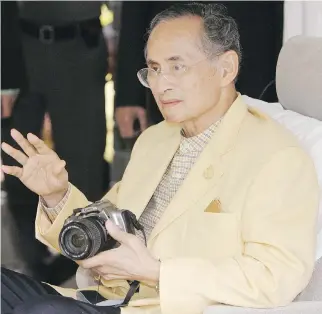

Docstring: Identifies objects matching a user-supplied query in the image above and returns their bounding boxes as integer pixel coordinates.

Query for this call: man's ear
[218,50,239,87]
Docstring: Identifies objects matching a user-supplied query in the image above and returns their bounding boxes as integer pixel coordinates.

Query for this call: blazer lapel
[121,124,181,219]
[148,95,248,243]
[148,135,224,244]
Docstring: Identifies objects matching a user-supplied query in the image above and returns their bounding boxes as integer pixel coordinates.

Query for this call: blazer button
[203,166,214,179]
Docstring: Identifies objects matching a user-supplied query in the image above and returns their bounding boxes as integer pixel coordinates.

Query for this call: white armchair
[204,35,322,314]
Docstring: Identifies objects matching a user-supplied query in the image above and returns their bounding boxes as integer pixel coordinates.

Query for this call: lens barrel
[59,217,113,260]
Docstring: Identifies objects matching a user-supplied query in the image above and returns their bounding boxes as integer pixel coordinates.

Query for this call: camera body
[59,200,138,260]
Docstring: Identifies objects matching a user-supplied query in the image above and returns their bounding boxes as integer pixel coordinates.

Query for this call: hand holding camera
[59,200,160,284]
[1,129,69,207]
[80,219,160,285]
[59,200,143,260]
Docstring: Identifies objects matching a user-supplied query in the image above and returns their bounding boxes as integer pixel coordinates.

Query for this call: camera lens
[66,229,87,255]
[71,233,85,248]
[59,217,112,260]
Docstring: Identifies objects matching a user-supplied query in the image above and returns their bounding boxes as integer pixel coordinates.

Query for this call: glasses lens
[137,68,154,88]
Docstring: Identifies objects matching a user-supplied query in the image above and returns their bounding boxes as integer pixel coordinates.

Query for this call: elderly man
[1,3,319,314]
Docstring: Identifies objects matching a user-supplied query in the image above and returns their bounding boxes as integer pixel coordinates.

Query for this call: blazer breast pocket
[182,209,240,260]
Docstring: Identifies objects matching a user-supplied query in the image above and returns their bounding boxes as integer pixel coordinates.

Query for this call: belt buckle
[39,25,54,44]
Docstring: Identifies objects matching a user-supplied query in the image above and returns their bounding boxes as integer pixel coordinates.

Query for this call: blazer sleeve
[114,1,149,109]
[159,147,320,313]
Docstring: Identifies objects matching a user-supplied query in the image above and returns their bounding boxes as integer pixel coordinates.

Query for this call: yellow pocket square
[204,199,222,213]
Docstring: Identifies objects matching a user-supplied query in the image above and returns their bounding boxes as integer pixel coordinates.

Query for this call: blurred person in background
[1,1,58,283]
[1,1,114,284]
[18,1,110,201]
[114,1,283,139]
[1,1,26,139]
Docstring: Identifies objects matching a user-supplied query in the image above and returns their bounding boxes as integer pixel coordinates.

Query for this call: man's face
[146,16,222,124]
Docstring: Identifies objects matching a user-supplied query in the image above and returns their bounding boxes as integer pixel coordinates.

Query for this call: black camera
[58,200,142,260]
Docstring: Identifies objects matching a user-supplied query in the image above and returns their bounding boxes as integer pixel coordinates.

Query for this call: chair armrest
[203,302,322,314]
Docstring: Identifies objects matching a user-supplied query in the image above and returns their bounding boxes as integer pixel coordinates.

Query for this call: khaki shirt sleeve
[39,184,72,223]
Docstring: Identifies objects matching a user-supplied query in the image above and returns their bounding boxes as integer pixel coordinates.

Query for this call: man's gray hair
[146,3,242,65]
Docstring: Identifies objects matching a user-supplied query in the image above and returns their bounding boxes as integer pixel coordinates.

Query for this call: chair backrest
[245,35,322,302]
[276,34,322,256]
[276,35,322,302]
[276,35,322,120]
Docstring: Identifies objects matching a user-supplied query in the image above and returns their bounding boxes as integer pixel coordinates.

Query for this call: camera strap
[114,216,147,308]
[115,280,140,308]
[95,214,147,308]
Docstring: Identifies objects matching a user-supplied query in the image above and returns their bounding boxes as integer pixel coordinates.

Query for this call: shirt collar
[179,118,222,154]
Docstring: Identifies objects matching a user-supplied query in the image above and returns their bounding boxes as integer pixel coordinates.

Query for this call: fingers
[27,132,54,155]
[102,273,128,280]
[117,114,134,138]
[1,142,28,166]
[91,266,129,281]
[2,129,53,165]
[1,95,16,118]
[137,108,147,131]
[82,253,106,269]
[94,267,128,280]
[82,254,124,274]
[116,107,147,138]
[10,129,36,157]
[105,220,133,246]
[1,165,23,178]
[82,245,122,269]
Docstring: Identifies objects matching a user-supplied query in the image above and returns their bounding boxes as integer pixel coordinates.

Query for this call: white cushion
[242,95,322,260]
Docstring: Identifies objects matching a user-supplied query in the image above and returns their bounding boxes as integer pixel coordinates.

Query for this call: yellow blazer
[35,95,319,314]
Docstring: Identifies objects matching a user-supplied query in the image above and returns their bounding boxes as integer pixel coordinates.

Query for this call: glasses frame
[137,58,209,89]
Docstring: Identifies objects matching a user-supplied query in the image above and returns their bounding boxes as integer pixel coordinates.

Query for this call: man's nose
[153,73,175,94]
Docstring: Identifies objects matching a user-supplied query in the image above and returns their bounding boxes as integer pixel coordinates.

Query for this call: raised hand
[1,129,69,206]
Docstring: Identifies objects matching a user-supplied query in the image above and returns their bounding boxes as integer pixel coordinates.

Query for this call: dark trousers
[1,268,121,314]
[1,28,109,282]
[1,94,78,284]
[20,30,108,201]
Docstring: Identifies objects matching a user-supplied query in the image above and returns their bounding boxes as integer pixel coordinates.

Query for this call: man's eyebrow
[146,55,184,66]
[167,55,184,62]
[146,59,158,66]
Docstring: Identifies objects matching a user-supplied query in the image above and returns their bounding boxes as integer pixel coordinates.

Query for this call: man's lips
[160,99,182,107]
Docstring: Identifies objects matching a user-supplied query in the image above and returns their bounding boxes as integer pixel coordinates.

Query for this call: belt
[20,18,99,44]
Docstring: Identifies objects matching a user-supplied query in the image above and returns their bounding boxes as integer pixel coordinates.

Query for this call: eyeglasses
[137,59,207,89]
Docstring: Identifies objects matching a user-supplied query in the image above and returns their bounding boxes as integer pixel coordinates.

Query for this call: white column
[283,0,322,43]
